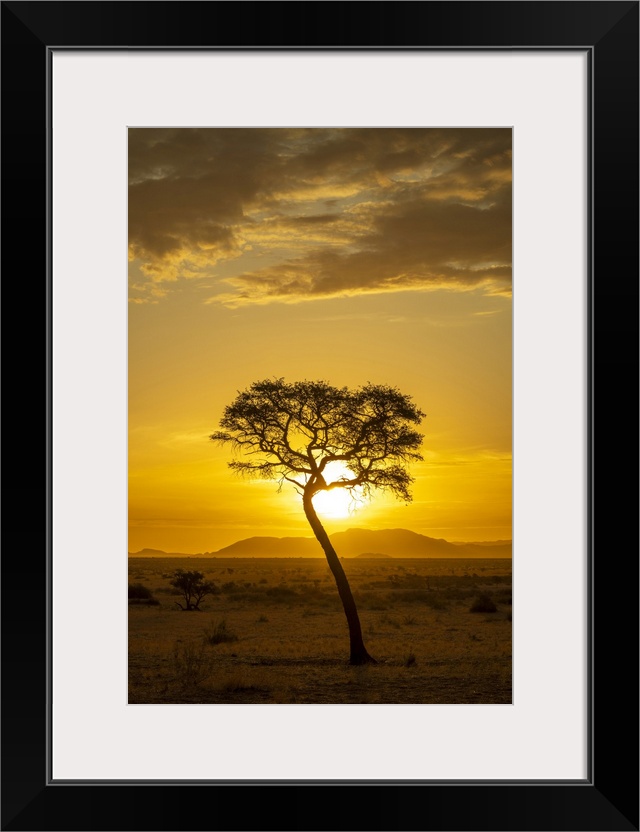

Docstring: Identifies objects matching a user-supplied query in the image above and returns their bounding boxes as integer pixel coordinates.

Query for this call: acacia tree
[211,378,425,665]
[170,569,217,611]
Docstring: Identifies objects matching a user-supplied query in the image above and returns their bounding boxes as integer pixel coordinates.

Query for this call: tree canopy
[211,378,425,502]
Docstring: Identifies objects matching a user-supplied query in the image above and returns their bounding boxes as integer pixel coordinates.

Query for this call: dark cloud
[128,128,511,302]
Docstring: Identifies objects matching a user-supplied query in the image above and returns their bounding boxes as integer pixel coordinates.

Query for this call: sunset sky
[128,128,512,553]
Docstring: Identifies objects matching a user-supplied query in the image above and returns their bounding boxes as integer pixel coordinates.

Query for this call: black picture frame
[2,2,638,830]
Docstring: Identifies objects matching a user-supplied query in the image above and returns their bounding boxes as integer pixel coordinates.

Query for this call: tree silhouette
[170,569,217,611]
[211,378,425,665]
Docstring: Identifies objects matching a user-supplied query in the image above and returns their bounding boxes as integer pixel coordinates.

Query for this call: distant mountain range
[129,529,511,559]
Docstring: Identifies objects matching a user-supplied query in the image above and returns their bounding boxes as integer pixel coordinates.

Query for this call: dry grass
[129,557,512,704]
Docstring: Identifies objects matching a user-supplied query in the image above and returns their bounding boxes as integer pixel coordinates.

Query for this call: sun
[312,461,366,519]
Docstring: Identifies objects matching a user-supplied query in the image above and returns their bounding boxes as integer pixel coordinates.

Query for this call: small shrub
[403,616,417,626]
[128,583,153,600]
[265,586,296,599]
[297,585,329,603]
[172,641,212,688]
[469,594,497,613]
[204,619,239,645]
[222,581,239,593]
[170,569,217,611]
[403,652,417,667]
[256,614,269,623]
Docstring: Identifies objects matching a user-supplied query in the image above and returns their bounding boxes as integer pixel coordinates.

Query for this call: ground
[129,557,512,704]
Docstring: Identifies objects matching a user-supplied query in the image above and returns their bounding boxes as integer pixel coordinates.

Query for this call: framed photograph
[3,2,637,830]
[127,123,515,703]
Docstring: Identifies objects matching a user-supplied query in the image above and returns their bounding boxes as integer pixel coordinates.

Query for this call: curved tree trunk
[303,492,376,665]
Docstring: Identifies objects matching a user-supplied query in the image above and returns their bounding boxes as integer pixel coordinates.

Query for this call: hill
[127,547,206,558]
[209,536,318,558]
[129,529,511,559]
[329,529,510,558]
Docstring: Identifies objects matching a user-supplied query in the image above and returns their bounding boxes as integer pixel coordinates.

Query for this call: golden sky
[129,128,512,553]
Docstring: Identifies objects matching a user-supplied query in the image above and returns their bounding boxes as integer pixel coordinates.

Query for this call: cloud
[129,128,511,303]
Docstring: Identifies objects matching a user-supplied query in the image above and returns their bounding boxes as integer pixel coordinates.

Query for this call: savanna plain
[129,556,512,704]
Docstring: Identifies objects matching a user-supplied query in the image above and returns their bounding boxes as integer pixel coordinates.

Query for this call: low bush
[469,594,497,613]
[128,583,154,600]
[204,619,239,645]
[172,641,212,688]
[222,581,239,593]
[265,586,296,599]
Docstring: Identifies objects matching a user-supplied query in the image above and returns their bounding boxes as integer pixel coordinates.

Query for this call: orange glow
[128,128,512,553]
[312,462,368,519]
